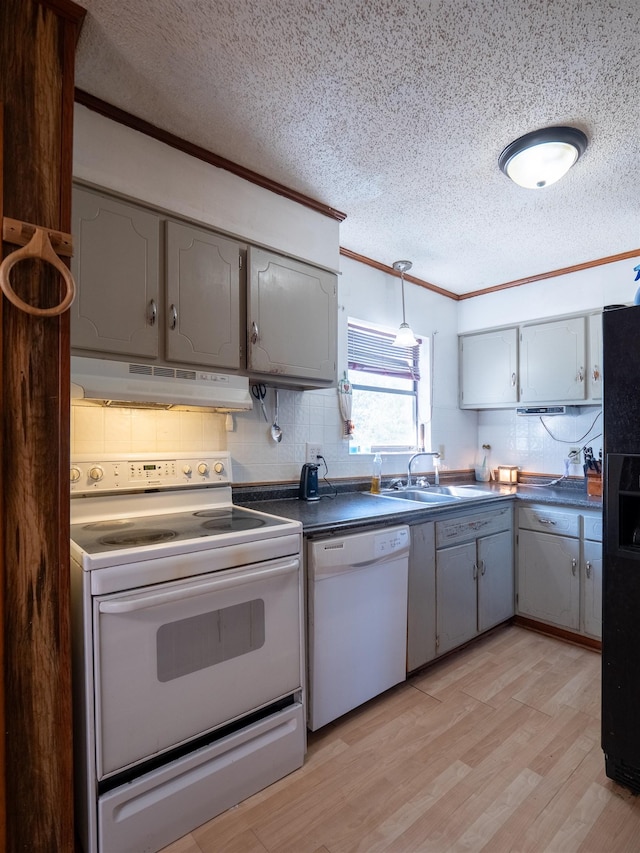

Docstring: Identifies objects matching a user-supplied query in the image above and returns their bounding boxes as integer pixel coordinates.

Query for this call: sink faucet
[407,451,440,488]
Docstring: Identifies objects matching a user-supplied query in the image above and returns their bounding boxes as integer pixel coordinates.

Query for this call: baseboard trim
[513,615,601,651]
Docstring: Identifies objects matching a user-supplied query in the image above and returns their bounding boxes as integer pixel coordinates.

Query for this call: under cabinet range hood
[70,357,253,412]
[516,406,574,416]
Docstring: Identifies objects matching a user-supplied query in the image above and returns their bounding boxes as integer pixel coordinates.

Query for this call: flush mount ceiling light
[391,260,418,348]
[498,126,588,189]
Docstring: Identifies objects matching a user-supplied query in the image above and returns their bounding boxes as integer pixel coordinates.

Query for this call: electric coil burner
[70,451,305,853]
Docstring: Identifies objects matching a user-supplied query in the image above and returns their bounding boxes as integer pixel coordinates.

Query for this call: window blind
[348,322,421,380]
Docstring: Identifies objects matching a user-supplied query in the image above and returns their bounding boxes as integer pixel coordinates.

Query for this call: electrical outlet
[306,442,323,463]
[568,447,581,463]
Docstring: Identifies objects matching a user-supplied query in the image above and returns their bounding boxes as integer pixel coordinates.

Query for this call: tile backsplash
[71,387,449,485]
[71,387,366,484]
[71,404,226,455]
[71,395,599,485]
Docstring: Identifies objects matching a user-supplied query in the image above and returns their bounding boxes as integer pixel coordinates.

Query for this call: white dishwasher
[307,524,410,731]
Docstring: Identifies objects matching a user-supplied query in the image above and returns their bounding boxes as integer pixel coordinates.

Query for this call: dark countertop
[236,480,602,536]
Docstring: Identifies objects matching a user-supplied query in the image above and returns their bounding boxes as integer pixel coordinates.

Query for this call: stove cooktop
[70,506,285,555]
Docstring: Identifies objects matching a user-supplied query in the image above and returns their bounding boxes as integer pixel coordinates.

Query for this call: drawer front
[518,505,580,538]
[583,511,603,542]
[436,505,512,549]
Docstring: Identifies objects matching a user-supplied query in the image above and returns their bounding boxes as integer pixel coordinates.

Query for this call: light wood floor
[161,626,640,853]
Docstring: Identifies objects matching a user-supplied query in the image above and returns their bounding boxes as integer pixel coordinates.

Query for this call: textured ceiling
[74,0,640,295]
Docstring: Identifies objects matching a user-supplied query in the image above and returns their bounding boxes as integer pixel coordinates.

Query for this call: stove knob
[197,462,209,476]
[213,462,225,475]
[182,465,192,476]
[70,466,81,483]
[89,465,104,482]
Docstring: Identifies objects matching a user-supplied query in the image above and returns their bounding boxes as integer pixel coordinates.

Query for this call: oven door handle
[97,558,300,614]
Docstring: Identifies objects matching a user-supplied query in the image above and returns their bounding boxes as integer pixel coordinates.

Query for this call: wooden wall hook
[0,217,75,316]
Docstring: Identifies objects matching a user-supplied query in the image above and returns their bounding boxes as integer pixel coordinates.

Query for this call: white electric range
[70,451,305,853]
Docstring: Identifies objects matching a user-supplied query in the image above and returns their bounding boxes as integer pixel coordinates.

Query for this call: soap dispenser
[371,453,382,494]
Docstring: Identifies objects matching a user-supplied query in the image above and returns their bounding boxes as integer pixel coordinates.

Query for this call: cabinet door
[166,222,242,369]
[587,312,602,401]
[71,187,160,358]
[583,539,602,639]
[517,529,580,630]
[519,317,587,403]
[478,530,514,633]
[459,328,518,408]
[407,522,436,672]
[247,247,337,385]
[436,542,477,655]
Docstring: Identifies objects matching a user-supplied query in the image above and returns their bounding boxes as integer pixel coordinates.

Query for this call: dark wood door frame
[1,1,84,849]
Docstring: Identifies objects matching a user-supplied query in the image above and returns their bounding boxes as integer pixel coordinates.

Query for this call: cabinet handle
[592,366,600,382]
[536,517,557,525]
[473,562,478,580]
[571,557,577,576]
[251,321,259,345]
[511,372,517,387]
[577,366,584,382]
[169,304,177,330]
[480,559,486,576]
[147,299,157,327]
[586,560,592,579]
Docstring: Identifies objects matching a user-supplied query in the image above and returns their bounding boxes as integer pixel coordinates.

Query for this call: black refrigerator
[602,302,640,793]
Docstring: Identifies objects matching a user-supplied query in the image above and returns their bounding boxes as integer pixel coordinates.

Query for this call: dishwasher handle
[312,550,409,581]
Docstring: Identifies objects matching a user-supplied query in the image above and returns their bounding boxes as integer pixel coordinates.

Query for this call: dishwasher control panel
[374,527,409,557]
[309,525,410,574]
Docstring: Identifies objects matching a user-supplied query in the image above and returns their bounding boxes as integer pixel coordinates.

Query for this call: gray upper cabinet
[459,328,518,408]
[71,186,244,372]
[165,221,242,370]
[247,247,337,387]
[519,317,586,403]
[71,186,160,358]
[587,312,602,401]
[72,186,339,385]
[459,311,602,409]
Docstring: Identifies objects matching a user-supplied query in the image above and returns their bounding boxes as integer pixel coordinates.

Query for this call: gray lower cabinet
[406,521,436,672]
[407,505,514,671]
[516,504,602,640]
[436,506,514,656]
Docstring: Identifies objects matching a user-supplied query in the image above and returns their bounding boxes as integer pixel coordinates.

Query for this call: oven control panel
[70,451,232,494]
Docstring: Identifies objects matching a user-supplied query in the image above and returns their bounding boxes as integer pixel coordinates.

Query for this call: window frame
[347,318,426,454]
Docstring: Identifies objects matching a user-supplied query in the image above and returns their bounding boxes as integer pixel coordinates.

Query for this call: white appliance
[70,451,304,853]
[70,355,253,411]
[306,525,410,731]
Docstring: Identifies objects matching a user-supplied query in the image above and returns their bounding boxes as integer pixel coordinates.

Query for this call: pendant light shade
[499,126,587,189]
[391,260,418,348]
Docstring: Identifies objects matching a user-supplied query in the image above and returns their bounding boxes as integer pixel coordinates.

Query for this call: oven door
[93,555,301,779]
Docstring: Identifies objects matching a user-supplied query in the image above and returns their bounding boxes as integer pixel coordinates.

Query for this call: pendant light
[392,260,418,348]
[499,126,588,189]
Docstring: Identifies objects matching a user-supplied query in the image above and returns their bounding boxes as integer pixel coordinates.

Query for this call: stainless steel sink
[379,483,498,504]
[379,489,461,504]
[431,485,493,498]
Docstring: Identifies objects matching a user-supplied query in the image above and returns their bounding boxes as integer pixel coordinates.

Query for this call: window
[347,319,430,453]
